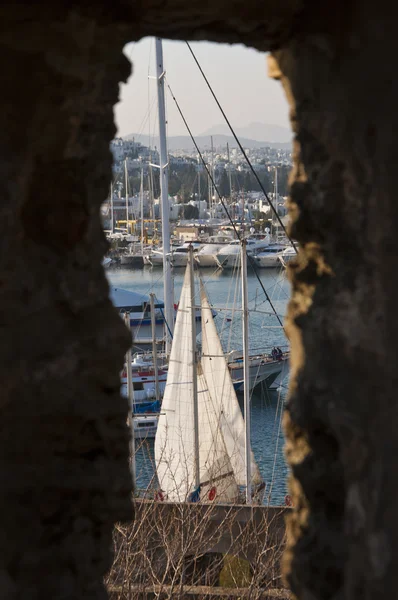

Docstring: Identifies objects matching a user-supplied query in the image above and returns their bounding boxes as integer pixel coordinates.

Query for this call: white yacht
[216,236,270,269]
[253,244,287,268]
[147,242,202,267]
[195,234,234,268]
[146,248,165,267]
[279,245,297,267]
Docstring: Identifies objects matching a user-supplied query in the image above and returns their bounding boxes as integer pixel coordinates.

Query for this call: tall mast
[140,167,144,255]
[274,166,278,240]
[227,143,233,206]
[189,246,200,490]
[124,312,136,487]
[211,135,215,208]
[124,158,129,234]
[155,38,174,353]
[241,241,251,503]
[241,193,245,235]
[149,154,154,219]
[197,155,201,203]
[208,164,212,213]
[110,181,114,234]
[150,293,160,402]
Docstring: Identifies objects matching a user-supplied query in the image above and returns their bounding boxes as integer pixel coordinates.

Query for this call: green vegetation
[118,163,290,201]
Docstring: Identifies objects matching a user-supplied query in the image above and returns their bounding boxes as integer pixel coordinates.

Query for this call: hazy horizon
[114,38,291,141]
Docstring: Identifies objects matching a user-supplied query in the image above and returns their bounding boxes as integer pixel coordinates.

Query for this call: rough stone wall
[2,1,398,599]
[270,2,398,598]
[0,6,134,599]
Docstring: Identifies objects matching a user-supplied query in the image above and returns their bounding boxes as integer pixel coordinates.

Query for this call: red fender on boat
[208,487,217,501]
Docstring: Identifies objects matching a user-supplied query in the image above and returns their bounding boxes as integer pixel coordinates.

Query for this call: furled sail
[200,281,262,487]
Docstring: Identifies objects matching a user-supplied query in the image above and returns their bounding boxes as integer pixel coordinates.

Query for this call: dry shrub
[106,496,288,600]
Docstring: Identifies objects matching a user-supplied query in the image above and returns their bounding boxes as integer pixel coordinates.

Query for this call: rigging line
[165,79,285,331]
[155,296,174,340]
[185,40,297,255]
[136,94,157,140]
[267,386,285,504]
[147,38,153,149]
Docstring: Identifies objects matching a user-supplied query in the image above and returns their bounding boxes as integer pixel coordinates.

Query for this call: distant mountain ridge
[200,122,292,144]
[124,132,291,151]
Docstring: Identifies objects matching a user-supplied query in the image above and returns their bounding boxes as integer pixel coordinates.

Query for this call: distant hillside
[200,122,292,144]
[124,132,291,151]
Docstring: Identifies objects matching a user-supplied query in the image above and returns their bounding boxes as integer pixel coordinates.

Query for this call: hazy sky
[114,38,290,139]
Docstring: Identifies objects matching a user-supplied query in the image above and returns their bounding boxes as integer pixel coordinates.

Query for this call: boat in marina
[195,234,234,267]
[253,244,287,268]
[120,342,289,421]
[120,354,167,402]
[155,249,263,502]
[147,241,202,267]
[119,167,149,267]
[120,244,148,267]
[134,413,159,439]
[279,245,297,267]
[110,287,204,349]
[227,348,289,390]
[216,236,270,269]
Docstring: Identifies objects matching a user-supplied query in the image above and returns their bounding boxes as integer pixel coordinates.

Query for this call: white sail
[197,367,238,503]
[155,262,239,502]
[155,264,196,501]
[200,282,262,487]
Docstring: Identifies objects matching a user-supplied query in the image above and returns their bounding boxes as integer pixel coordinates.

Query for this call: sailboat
[155,249,263,503]
[120,166,148,267]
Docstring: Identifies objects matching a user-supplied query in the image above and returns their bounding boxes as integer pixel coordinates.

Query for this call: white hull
[148,253,164,266]
[279,248,297,267]
[171,253,189,267]
[134,415,159,439]
[217,252,241,269]
[147,245,202,268]
[253,254,283,268]
[196,254,219,267]
[121,374,167,403]
[196,243,226,268]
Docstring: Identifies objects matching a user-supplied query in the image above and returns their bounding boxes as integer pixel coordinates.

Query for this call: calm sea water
[107,264,291,504]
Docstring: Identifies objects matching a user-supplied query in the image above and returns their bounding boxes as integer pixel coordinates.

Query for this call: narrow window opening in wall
[103,40,295,588]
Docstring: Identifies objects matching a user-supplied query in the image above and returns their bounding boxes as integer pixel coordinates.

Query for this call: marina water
[107,265,290,504]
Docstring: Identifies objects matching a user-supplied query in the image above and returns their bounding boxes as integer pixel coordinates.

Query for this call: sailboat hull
[229,356,289,392]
